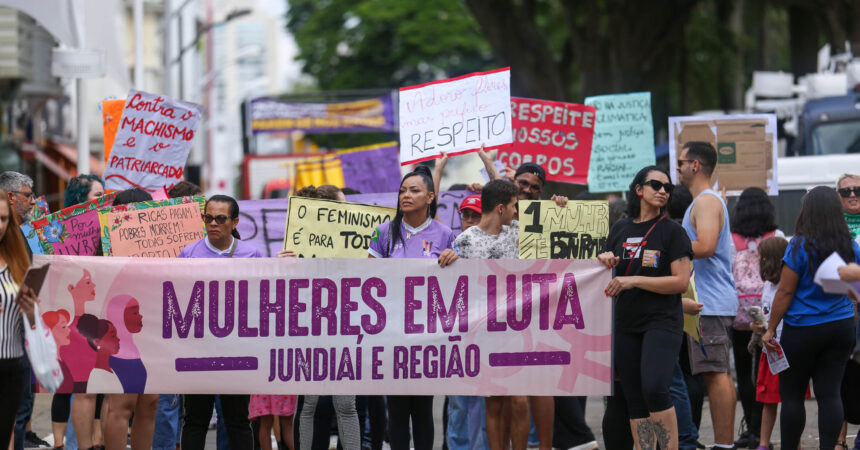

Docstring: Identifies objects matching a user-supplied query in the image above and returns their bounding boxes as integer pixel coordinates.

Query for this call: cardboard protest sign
[99,196,206,257]
[284,197,396,258]
[668,114,778,196]
[36,254,612,395]
[102,98,126,165]
[104,90,203,192]
[399,68,512,165]
[584,92,655,193]
[497,98,596,184]
[338,142,402,194]
[21,194,116,256]
[247,96,397,134]
[518,200,609,259]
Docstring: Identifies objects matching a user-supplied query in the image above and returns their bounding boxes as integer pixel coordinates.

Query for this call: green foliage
[286,0,497,90]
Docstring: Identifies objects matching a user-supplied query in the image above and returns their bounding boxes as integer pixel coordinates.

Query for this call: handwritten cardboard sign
[584,92,655,193]
[104,89,203,192]
[668,114,778,196]
[35,254,612,395]
[498,98,596,184]
[284,197,396,258]
[399,68,512,165]
[99,196,206,257]
[518,200,609,259]
[21,194,116,256]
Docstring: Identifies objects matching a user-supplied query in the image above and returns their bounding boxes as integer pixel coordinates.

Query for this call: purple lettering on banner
[409,345,421,379]
[487,351,571,367]
[424,346,439,378]
[361,278,386,334]
[238,280,258,337]
[554,273,585,329]
[446,345,464,378]
[404,277,425,334]
[175,356,258,371]
[163,281,204,339]
[277,349,293,381]
[427,275,468,333]
[259,280,286,337]
[289,279,309,336]
[340,278,361,335]
[372,346,384,380]
[507,274,531,331]
[336,348,356,381]
[532,273,557,330]
[312,278,338,336]
[295,348,312,381]
[313,348,328,381]
[339,145,402,194]
[465,345,480,377]
[209,280,234,338]
[486,275,506,332]
[393,346,408,379]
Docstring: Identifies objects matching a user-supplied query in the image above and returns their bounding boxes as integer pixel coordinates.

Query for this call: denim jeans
[445,396,488,450]
[670,360,698,450]
[153,394,182,450]
[14,354,33,450]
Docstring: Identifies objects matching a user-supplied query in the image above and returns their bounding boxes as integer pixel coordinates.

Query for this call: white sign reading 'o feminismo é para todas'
[399,68,513,165]
[104,89,203,193]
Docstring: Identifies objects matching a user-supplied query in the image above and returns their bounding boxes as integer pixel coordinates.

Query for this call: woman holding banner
[598,166,692,450]
[368,165,458,450]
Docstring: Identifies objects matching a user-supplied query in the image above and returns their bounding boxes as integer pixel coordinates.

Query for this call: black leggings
[779,317,856,450]
[52,394,72,422]
[615,328,681,418]
[0,358,25,449]
[386,395,433,450]
[732,329,762,433]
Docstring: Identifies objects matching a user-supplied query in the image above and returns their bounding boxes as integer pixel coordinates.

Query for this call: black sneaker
[697,442,706,449]
[24,431,50,448]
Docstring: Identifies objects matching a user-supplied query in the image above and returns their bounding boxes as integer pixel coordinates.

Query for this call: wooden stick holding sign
[518,200,609,259]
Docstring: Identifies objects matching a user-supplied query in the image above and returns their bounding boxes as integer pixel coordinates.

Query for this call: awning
[20,142,73,181]
[52,142,105,176]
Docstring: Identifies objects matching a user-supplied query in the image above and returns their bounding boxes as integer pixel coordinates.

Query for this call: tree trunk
[788,5,819,77]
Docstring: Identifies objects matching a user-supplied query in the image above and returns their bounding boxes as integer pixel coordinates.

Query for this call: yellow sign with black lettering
[284,197,396,258]
[518,200,609,259]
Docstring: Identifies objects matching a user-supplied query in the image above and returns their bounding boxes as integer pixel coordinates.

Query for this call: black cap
[515,162,546,185]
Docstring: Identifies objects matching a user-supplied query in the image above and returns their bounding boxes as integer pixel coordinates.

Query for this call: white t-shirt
[760,281,783,339]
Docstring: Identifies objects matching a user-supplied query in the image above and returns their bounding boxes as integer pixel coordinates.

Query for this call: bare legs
[630,407,678,450]
[702,372,736,446]
[486,396,529,450]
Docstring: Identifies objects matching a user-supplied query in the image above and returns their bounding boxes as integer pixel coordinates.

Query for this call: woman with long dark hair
[63,174,105,208]
[728,187,779,447]
[598,166,692,450]
[763,186,858,450]
[368,165,458,450]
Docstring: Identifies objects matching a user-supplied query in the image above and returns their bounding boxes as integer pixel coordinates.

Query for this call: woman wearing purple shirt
[179,195,259,450]
[368,165,458,450]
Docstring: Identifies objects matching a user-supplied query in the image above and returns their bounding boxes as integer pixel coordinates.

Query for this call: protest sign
[36,254,612,395]
[584,92,655,193]
[104,90,203,192]
[99,196,206,257]
[399,68,513,165]
[518,200,609,259]
[28,195,50,221]
[102,98,126,165]
[668,114,778,196]
[497,98,596,184]
[247,96,397,134]
[21,194,116,256]
[284,197,396,258]
[338,142,402,194]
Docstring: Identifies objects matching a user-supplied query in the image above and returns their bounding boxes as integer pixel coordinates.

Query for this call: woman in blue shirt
[763,186,858,450]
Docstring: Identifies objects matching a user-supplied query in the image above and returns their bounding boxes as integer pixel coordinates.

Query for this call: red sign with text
[497,98,596,185]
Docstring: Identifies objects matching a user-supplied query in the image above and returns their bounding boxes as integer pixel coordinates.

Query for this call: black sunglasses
[838,187,860,198]
[643,179,674,194]
[202,214,231,224]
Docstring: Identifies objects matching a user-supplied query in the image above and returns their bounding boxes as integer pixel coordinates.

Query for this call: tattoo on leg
[636,420,655,450]
[652,420,671,450]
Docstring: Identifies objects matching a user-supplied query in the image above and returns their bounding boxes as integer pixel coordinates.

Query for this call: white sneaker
[567,441,599,450]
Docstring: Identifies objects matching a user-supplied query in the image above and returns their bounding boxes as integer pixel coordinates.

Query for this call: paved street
[30,394,853,449]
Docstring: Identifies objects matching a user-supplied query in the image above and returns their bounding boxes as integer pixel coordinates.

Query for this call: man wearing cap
[513,162,546,201]
[458,194,482,231]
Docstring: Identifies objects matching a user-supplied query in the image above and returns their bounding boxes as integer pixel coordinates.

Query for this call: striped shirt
[0,265,23,359]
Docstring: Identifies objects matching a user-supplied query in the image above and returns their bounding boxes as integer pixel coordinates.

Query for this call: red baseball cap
[459,195,481,214]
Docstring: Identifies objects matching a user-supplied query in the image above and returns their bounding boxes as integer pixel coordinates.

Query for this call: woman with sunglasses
[179,195,260,450]
[597,166,692,450]
[368,165,458,450]
[837,174,860,241]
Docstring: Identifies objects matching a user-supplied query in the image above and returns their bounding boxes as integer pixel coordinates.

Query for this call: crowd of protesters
[0,139,858,450]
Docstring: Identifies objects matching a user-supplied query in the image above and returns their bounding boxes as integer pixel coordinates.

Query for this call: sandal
[836,442,848,450]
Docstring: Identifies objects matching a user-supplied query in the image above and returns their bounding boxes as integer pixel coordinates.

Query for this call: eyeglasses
[643,179,674,194]
[459,210,481,221]
[202,214,231,224]
[838,187,860,198]
[516,178,542,192]
[11,190,35,199]
[677,159,695,168]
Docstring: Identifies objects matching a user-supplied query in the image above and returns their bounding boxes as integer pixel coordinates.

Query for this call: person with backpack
[728,187,781,449]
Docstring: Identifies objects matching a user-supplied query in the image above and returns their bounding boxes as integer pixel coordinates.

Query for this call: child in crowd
[249,395,297,450]
[751,236,788,450]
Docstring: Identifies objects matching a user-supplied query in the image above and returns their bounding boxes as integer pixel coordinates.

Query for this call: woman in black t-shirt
[598,166,693,450]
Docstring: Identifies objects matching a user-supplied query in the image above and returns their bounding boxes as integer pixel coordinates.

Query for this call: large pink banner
[35,255,612,395]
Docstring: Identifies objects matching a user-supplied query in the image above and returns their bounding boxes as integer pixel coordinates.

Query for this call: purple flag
[339,145,402,194]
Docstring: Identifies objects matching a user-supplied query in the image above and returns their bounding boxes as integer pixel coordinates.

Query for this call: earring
[97,345,101,350]
[638,194,643,198]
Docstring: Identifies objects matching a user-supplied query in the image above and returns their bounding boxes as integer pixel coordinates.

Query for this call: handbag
[21,302,64,393]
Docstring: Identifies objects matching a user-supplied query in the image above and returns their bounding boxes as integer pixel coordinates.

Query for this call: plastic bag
[21,303,63,393]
